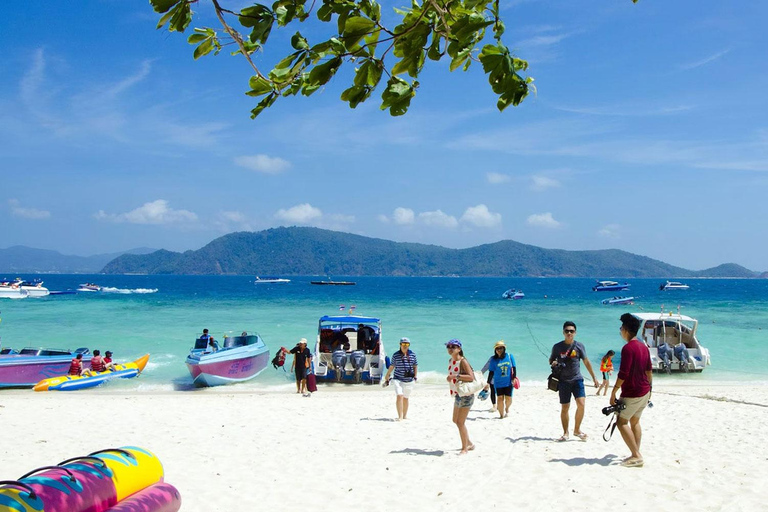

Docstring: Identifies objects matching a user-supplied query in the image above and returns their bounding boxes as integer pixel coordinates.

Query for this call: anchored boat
[592,280,630,292]
[185,331,270,387]
[601,296,635,305]
[502,289,525,300]
[313,313,385,384]
[660,281,690,291]
[33,354,150,391]
[0,346,92,388]
[633,311,711,373]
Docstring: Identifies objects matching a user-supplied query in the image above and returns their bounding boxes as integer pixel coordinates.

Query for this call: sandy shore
[2,381,766,511]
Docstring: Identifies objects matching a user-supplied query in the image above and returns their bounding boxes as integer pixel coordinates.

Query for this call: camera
[602,400,626,416]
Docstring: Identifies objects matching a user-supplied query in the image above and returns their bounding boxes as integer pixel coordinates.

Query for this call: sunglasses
[446,345,458,349]
[564,329,576,334]
[400,342,410,345]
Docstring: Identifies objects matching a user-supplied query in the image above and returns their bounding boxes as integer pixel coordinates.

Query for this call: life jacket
[104,357,112,364]
[91,356,106,373]
[600,357,613,372]
[69,358,82,375]
[271,347,288,370]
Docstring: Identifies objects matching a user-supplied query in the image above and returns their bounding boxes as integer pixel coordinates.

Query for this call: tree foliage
[149,0,542,118]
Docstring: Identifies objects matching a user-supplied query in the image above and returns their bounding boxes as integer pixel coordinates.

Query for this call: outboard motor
[331,349,347,381]
[674,344,691,372]
[350,350,366,383]
[657,342,672,374]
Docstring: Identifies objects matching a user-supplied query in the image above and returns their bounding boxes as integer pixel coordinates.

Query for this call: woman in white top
[446,339,475,454]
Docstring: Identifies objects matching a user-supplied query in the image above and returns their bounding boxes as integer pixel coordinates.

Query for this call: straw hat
[494,340,506,349]
[299,338,307,345]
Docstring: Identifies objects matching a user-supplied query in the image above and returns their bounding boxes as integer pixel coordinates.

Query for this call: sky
[1,1,767,272]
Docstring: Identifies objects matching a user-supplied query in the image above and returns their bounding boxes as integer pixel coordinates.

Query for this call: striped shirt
[391,349,418,382]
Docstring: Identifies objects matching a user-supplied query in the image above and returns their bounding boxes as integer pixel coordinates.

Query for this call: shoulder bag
[456,359,484,397]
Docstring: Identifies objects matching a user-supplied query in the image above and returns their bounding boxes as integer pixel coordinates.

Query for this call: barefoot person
[611,313,652,467]
[383,337,418,420]
[446,339,475,455]
[549,321,599,442]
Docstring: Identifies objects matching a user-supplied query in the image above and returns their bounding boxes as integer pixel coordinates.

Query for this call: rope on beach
[524,320,550,360]
[654,391,768,408]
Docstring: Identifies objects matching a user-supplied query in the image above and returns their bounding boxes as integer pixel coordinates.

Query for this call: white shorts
[393,379,415,398]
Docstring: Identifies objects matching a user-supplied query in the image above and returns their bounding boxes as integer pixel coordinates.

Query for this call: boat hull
[0,353,93,388]
[186,348,269,387]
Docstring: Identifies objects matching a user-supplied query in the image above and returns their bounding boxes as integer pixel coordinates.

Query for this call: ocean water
[1,275,767,391]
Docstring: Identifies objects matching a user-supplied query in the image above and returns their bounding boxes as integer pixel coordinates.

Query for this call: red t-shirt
[617,338,652,398]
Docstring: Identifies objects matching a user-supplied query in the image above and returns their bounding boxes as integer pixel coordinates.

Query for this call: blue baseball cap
[399,337,411,344]
[445,339,462,348]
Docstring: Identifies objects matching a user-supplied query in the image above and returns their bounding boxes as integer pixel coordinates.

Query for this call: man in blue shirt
[384,337,418,421]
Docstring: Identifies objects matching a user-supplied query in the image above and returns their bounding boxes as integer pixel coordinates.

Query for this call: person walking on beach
[483,340,516,419]
[611,313,652,467]
[550,321,599,442]
[597,350,615,396]
[383,337,418,420]
[446,339,475,455]
[290,338,312,396]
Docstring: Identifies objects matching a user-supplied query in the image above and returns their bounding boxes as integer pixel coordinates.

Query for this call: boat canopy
[319,315,380,324]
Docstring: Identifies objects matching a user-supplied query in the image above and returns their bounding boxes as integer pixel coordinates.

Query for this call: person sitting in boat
[90,349,107,373]
[357,324,376,353]
[103,350,115,370]
[200,328,211,341]
[331,331,350,352]
[69,353,85,376]
[205,338,219,353]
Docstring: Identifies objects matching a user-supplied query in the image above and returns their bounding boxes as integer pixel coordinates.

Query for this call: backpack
[271,347,288,370]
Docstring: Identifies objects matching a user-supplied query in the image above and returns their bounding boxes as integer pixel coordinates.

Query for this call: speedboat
[601,296,635,305]
[502,289,525,300]
[78,283,102,292]
[0,346,92,388]
[592,280,630,292]
[0,280,28,299]
[185,331,270,387]
[310,280,356,285]
[314,313,385,384]
[34,354,150,391]
[660,281,690,291]
[11,278,50,297]
[254,276,290,284]
[633,310,711,373]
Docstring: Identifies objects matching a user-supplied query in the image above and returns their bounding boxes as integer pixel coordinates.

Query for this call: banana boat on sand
[33,354,150,392]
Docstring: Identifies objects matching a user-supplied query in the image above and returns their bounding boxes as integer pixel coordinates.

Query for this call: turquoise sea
[1,275,767,390]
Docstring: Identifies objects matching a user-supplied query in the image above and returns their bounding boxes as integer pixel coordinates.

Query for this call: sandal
[575,432,588,441]
[556,435,569,442]
[620,457,644,468]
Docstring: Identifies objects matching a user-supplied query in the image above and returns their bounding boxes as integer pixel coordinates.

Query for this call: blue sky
[2,1,767,271]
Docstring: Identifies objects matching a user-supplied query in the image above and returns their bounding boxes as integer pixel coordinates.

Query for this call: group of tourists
[382,313,652,465]
[68,349,114,376]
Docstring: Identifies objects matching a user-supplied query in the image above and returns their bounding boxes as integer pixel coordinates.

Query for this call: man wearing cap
[290,338,312,396]
[103,350,114,371]
[384,337,418,420]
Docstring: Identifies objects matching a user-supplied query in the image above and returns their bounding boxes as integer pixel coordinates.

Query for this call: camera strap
[603,412,620,442]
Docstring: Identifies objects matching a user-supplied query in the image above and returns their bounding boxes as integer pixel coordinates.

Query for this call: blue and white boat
[502,289,525,300]
[254,277,290,284]
[601,296,635,305]
[0,346,92,388]
[660,281,690,291]
[592,280,630,292]
[185,331,270,387]
[313,314,386,384]
[632,311,710,373]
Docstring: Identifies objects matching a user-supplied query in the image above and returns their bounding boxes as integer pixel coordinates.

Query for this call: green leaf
[291,32,309,50]
[193,38,214,59]
[187,33,208,44]
[342,16,376,48]
[380,76,416,116]
[341,84,372,108]
[169,2,192,33]
[156,9,175,30]
[247,75,274,97]
[150,0,180,14]
[317,4,333,22]
[240,5,275,44]
[250,92,278,119]
[352,60,382,88]
[307,57,342,87]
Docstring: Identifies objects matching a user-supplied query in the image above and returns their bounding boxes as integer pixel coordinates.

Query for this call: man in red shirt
[610,313,652,468]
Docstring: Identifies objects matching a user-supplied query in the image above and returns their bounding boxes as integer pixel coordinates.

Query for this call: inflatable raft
[33,354,150,392]
[0,446,181,512]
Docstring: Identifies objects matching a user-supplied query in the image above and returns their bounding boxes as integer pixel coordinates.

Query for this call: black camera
[602,401,626,416]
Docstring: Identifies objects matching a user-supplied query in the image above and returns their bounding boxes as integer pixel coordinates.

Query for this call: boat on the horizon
[0,346,92,388]
[0,279,28,299]
[78,282,102,292]
[185,331,270,387]
[660,281,690,291]
[254,276,291,284]
[12,278,50,297]
[311,279,356,285]
[33,354,150,391]
[592,280,630,292]
[313,313,385,384]
[601,296,635,305]
[633,310,711,373]
[502,289,525,300]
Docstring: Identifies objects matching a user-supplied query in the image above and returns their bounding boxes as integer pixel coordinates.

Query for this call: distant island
[95,227,761,278]
[0,246,156,274]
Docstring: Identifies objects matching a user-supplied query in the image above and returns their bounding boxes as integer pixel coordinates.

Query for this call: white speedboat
[0,281,28,299]
[313,313,385,384]
[633,311,711,373]
[592,280,630,292]
[660,281,690,291]
[11,278,49,297]
[254,277,290,284]
[78,283,102,292]
[502,289,525,300]
[601,296,634,305]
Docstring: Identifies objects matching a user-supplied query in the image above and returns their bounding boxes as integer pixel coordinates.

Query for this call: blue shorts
[454,394,475,408]
[558,379,586,404]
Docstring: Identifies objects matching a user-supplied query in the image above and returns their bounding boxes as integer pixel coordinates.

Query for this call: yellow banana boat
[33,354,150,391]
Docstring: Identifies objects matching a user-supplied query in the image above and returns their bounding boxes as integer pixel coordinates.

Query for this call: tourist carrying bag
[456,359,484,397]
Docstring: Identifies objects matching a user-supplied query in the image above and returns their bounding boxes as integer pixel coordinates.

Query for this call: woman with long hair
[597,350,615,396]
[446,339,475,454]
[482,340,517,419]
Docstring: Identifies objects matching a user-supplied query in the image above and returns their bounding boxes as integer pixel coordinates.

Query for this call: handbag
[547,373,559,392]
[456,371,484,397]
[513,377,520,390]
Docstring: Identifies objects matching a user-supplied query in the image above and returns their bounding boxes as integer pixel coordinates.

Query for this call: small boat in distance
[311,279,356,285]
[254,276,291,284]
[0,280,28,299]
[502,289,525,300]
[185,331,270,387]
[10,278,50,297]
[592,280,630,292]
[78,283,102,292]
[660,281,690,291]
[601,296,635,305]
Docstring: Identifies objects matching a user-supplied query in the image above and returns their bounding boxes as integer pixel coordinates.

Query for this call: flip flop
[621,458,644,468]
[575,432,588,441]
[556,435,569,442]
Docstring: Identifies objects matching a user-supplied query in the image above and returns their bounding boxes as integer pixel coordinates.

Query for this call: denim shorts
[454,393,475,408]
[558,378,586,404]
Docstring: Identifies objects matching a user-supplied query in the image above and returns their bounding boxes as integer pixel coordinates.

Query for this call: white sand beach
[2,382,766,511]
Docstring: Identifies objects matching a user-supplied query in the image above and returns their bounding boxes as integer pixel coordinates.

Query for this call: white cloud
[274,203,322,224]
[377,214,389,223]
[8,199,50,220]
[598,224,621,238]
[215,210,253,231]
[95,200,197,225]
[460,204,502,228]
[679,49,731,71]
[487,172,511,184]
[418,210,459,228]
[526,212,561,229]
[392,207,415,225]
[530,175,561,191]
[234,154,291,174]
